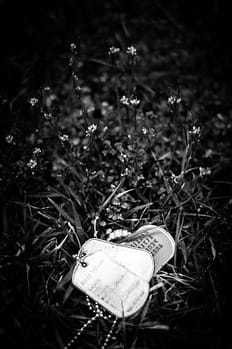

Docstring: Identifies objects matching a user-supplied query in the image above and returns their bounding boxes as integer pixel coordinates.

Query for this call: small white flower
[137,174,145,181]
[75,86,81,92]
[27,159,37,169]
[72,73,78,81]
[142,127,147,134]
[29,97,39,107]
[59,134,69,142]
[121,168,130,176]
[199,167,211,177]
[189,126,201,136]
[107,229,131,241]
[70,43,76,49]
[126,46,137,56]
[121,95,140,106]
[43,112,52,120]
[86,124,97,136]
[33,147,41,155]
[171,173,178,184]
[168,96,175,104]
[168,96,181,105]
[87,106,95,113]
[130,97,140,106]
[5,135,14,144]
[70,43,77,53]
[108,46,120,55]
[120,95,130,106]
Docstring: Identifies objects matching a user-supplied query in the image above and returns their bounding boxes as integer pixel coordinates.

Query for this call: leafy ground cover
[1,2,232,349]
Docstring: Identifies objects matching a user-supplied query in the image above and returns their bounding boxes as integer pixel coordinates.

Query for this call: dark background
[0,0,232,98]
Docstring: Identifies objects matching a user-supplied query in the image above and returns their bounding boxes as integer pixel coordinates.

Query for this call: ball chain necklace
[64,296,118,349]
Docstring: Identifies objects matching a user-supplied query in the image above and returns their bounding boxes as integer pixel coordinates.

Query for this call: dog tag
[124,225,175,273]
[78,238,154,282]
[72,250,150,318]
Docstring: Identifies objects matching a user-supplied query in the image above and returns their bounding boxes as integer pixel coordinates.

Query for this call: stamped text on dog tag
[124,225,175,273]
[72,250,150,318]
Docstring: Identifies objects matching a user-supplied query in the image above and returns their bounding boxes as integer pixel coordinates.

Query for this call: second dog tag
[123,225,175,273]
